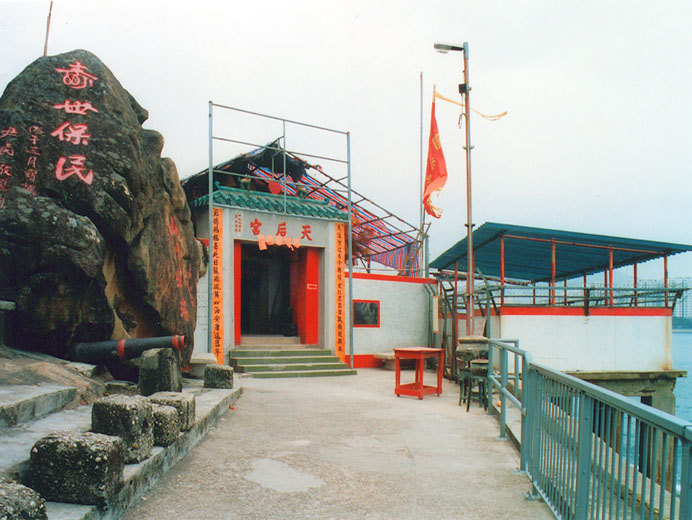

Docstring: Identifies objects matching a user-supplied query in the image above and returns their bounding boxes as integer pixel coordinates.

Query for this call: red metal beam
[503,233,661,255]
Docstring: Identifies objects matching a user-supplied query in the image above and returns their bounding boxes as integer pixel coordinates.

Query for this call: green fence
[489,339,692,519]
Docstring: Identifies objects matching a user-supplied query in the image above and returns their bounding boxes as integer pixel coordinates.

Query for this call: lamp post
[434,41,474,336]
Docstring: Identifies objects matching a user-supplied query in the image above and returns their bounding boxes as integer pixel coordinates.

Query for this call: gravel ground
[123,368,553,520]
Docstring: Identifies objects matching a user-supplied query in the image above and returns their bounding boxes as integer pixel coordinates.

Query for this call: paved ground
[124,368,553,520]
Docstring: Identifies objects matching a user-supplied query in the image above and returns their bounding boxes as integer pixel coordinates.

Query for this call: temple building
[182,140,435,375]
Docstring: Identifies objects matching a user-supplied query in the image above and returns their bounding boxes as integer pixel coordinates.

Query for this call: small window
[353,300,380,327]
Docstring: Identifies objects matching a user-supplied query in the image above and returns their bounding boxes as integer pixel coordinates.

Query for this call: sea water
[674,331,692,420]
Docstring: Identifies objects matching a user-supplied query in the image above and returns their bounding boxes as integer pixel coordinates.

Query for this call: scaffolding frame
[207,102,357,366]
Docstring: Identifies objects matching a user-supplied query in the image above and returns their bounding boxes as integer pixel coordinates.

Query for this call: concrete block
[189,353,217,379]
[204,365,234,389]
[0,477,47,519]
[91,395,153,463]
[151,405,179,447]
[148,392,195,431]
[28,431,124,506]
[104,380,139,396]
[137,348,182,397]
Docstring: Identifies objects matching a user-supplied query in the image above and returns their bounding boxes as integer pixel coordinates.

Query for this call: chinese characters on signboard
[211,208,225,364]
[334,222,346,361]
[248,216,313,251]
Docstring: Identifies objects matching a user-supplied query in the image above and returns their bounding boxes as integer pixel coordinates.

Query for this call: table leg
[436,352,443,395]
[395,356,400,396]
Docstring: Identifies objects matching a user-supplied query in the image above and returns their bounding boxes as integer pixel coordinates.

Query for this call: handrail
[488,338,692,519]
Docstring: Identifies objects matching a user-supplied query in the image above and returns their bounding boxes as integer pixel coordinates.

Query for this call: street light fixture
[433,42,465,54]
[434,41,475,337]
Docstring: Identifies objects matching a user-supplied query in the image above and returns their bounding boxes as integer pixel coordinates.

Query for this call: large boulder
[0,49,202,364]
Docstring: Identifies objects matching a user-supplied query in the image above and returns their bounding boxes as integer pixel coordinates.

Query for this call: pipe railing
[440,282,686,311]
[488,339,692,519]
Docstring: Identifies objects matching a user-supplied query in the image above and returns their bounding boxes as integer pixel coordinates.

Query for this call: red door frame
[234,242,319,345]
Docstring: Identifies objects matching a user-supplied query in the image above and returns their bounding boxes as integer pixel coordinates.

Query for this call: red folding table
[393,347,445,400]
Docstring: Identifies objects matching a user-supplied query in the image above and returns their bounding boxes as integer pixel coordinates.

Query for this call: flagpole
[43,0,54,56]
[419,71,425,277]
[461,42,474,337]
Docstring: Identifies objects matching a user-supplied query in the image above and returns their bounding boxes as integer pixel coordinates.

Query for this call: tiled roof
[191,186,348,222]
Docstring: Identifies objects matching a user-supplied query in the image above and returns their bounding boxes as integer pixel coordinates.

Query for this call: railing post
[499,348,508,438]
[680,436,692,520]
[487,339,494,416]
[574,393,594,520]
[520,356,531,473]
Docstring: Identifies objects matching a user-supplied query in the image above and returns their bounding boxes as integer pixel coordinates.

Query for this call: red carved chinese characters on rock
[53,60,99,186]
[53,100,99,115]
[56,155,93,185]
[55,60,98,90]
[50,122,91,145]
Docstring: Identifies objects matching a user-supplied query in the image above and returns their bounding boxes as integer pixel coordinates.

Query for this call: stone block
[148,392,195,431]
[189,352,217,379]
[151,405,179,447]
[105,380,139,396]
[28,431,124,506]
[91,395,153,463]
[0,478,47,520]
[137,348,183,397]
[204,364,234,389]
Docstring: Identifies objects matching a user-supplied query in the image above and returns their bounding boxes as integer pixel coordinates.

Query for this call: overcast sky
[2,0,691,280]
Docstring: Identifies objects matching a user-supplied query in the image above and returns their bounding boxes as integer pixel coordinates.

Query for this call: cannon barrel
[69,335,185,365]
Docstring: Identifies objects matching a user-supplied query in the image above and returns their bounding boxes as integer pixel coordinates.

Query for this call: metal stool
[457,345,488,412]
[468,359,488,411]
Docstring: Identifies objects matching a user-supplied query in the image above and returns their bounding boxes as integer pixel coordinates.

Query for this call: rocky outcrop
[0,50,202,364]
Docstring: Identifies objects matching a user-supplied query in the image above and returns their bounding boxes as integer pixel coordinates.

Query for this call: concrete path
[124,368,553,520]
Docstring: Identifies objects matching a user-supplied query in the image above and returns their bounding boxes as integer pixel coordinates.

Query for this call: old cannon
[68,336,185,365]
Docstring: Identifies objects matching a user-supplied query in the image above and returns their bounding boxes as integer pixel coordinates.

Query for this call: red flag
[423,99,448,218]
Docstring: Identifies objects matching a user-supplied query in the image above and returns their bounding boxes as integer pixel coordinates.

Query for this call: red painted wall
[292,248,320,345]
[234,241,242,345]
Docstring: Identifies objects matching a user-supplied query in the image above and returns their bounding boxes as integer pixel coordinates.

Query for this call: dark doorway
[240,244,294,335]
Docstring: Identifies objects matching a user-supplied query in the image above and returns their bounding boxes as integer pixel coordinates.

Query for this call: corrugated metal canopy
[430,222,692,282]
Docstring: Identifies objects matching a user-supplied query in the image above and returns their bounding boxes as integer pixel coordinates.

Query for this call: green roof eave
[190,186,348,222]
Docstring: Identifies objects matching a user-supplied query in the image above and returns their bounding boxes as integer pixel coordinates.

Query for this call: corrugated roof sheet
[430,222,692,282]
[183,141,421,274]
[190,186,349,221]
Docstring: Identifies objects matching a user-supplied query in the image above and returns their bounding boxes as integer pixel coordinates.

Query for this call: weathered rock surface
[136,348,182,396]
[28,431,124,506]
[204,364,234,389]
[151,404,179,447]
[148,392,195,431]
[0,478,47,520]
[91,395,153,463]
[0,49,202,364]
[0,345,105,406]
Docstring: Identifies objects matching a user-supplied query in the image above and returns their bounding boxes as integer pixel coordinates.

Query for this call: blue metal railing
[488,338,692,519]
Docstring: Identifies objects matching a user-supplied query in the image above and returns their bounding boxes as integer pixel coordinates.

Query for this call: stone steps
[0,384,77,430]
[229,348,356,379]
[234,356,342,366]
[0,381,242,519]
[248,369,358,378]
[239,335,302,347]
[231,349,333,359]
[240,362,352,373]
